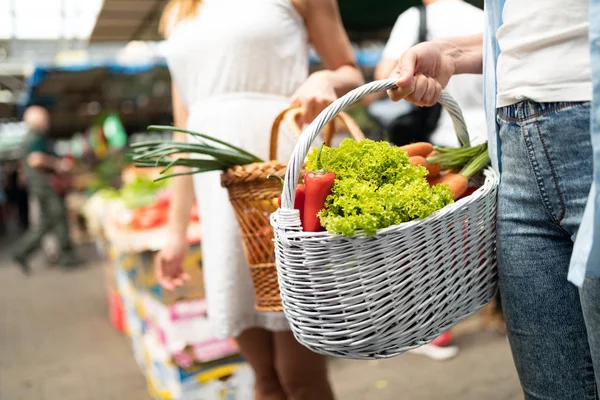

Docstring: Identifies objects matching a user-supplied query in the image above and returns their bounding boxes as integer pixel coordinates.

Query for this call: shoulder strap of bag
[417,4,428,44]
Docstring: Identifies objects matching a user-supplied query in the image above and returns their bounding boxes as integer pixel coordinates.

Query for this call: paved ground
[0,240,522,400]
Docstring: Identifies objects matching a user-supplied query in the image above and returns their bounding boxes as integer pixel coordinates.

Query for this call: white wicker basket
[270,79,499,360]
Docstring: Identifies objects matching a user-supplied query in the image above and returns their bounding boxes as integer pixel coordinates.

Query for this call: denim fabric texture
[497,101,600,399]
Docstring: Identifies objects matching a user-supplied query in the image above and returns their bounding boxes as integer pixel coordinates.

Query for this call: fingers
[155,256,175,291]
[294,97,332,125]
[387,51,417,102]
[407,76,443,107]
[395,50,417,87]
[390,74,443,107]
[170,271,191,287]
[387,74,415,102]
[301,100,317,125]
[154,253,188,291]
[408,74,428,105]
[430,80,443,107]
[292,95,335,125]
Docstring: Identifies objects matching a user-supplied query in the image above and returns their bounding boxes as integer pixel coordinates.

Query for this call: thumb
[394,50,417,87]
[387,51,417,102]
[293,99,310,126]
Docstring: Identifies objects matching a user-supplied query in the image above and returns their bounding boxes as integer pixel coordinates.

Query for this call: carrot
[432,173,469,200]
[425,151,441,177]
[400,142,434,157]
[408,155,427,168]
[409,155,440,178]
[430,149,491,199]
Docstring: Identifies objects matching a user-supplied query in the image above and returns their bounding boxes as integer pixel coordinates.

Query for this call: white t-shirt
[382,0,486,147]
[496,0,592,107]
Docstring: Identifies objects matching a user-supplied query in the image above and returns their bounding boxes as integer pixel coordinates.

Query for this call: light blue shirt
[483,0,600,287]
[569,0,600,286]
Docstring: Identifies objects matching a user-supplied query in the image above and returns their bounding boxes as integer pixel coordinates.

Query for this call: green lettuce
[306,139,453,237]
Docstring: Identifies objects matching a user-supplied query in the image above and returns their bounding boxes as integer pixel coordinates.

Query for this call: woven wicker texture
[271,79,499,359]
[221,107,365,312]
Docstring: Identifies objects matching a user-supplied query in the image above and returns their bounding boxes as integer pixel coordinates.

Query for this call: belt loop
[515,101,524,121]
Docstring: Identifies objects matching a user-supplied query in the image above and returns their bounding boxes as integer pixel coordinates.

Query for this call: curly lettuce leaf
[307,139,454,237]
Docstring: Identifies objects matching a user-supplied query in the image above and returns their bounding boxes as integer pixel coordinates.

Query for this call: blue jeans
[497,101,600,399]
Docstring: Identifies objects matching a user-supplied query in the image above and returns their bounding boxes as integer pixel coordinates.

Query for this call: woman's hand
[387,41,456,107]
[155,235,190,290]
[291,70,338,124]
[291,0,364,124]
[387,35,484,106]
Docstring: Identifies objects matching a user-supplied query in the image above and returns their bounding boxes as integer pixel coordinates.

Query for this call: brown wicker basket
[221,107,364,311]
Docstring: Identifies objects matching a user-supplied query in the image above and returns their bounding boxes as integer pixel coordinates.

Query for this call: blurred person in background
[155,0,363,399]
[368,0,486,148]
[12,106,80,275]
[386,0,600,397]
[4,161,30,231]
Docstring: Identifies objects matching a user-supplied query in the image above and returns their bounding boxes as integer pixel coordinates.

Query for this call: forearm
[167,169,194,238]
[319,65,365,97]
[439,33,483,75]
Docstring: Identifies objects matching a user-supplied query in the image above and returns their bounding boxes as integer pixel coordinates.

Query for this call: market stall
[84,166,253,399]
[19,60,173,138]
[11,58,174,246]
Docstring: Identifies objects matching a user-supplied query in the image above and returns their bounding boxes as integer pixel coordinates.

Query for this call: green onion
[428,142,487,170]
[129,126,265,182]
[460,149,491,179]
[147,125,263,163]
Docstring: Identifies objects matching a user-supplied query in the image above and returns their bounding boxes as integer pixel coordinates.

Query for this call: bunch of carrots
[402,141,490,200]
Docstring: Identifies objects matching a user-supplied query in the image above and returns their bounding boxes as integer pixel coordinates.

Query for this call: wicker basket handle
[279,79,471,211]
[269,107,365,161]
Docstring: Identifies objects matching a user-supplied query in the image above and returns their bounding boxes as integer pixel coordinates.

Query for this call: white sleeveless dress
[164,0,309,338]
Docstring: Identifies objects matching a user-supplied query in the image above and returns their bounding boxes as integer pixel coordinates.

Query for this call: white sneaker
[409,344,459,361]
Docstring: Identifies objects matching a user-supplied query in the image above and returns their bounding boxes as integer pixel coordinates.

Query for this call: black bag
[386,5,442,146]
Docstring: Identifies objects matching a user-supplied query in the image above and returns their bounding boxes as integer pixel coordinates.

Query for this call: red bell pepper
[303,143,335,232]
[268,175,305,226]
[456,186,478,200]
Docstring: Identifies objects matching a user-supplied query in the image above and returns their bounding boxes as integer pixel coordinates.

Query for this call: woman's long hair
[159,0,202,36]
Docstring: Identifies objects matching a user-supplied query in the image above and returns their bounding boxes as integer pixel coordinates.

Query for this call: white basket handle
[280,79,471,210]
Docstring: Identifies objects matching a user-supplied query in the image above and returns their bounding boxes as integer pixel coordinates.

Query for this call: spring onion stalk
[460,149,491,178]
[428,142,488,170]
[147,125,263,163]
[129,126,265,182]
